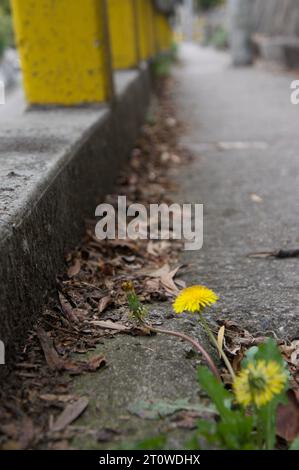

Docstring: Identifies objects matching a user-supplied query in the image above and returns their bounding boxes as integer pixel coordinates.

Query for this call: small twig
[248,249,299,259]
[145,324,221,382]
[274,249,299,259]
[63,281,105,293]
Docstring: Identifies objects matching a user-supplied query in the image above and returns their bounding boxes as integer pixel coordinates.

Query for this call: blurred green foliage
[152,42,178,77]
[196,0,224,11]
[210,25,228,49]
[0,0,14,58]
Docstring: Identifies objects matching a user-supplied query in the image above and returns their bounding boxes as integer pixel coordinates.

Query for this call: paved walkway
[73,44,299,448]
[175,44,299,338]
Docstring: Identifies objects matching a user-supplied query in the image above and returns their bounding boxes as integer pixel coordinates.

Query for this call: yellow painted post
[11,0,113,106]
[136,0,153,60]
[108,0,139,69]
[148,0,157,57]
[155,13,172,53]
[153,10,165,53]
[162,15,173,51]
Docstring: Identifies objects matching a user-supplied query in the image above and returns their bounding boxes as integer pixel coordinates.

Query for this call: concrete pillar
[108,0,139,69]
[228,0,254,66]
[11,0,113,105]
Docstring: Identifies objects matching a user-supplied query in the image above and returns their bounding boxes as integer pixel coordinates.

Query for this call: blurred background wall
[252,0,299,38]
[174,0,299,69]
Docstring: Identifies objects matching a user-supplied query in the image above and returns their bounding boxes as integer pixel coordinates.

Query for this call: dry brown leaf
[160,266,180,294]
[51,398,89,432]
[67,259,81,278]
[96,428,119,442]
[217,326,225,358]
[144,278,160,292]
[1,440,24,450]
[40,394,77,403]
[290,340,299,367]
[37,327,65,371]
[72,308,88,321]
[109,238,139,253]
[147,240,170,257]
[147,241,159,256]
[83,355,106,372]
[1,416,36,450]
[19,416,35,449]
[148,263,170,278]
[90,320,129,332]
[147,264,181,295]
[59,293,78,323]
[170,411,201,430]
[276,390,299,442]
[90,320,150,338]
[175,279,186,289]
[37,327,106,374]
[98,295,112,314]
[0,423,18,438]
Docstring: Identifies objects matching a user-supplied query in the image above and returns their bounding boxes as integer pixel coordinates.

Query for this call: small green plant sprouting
[122,281,148,321]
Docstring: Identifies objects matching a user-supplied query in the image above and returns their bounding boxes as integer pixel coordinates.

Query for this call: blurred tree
[196,0,224,11]
[1,0,11,14]
[0,0,14,58]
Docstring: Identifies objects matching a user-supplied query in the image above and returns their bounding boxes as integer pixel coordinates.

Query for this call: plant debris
[276,390,299,442]
[51,398,89,433]
[0,77,190,450]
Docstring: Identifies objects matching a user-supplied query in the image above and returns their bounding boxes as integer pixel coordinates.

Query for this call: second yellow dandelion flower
[233,360,287,408]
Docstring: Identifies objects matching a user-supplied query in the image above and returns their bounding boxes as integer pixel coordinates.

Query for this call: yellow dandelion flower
[233,360,287,408]
[173,285,218,314]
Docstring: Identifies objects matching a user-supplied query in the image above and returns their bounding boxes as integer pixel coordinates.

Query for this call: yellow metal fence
[11,0,173,106]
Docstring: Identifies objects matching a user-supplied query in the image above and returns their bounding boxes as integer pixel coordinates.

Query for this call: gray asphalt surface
[174,44,299,338]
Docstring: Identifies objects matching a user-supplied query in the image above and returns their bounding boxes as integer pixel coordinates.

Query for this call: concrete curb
[0,65,151,371]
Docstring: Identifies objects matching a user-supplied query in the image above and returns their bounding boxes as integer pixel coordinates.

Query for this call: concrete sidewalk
[70,44,299,448]
[175,44,299,338]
